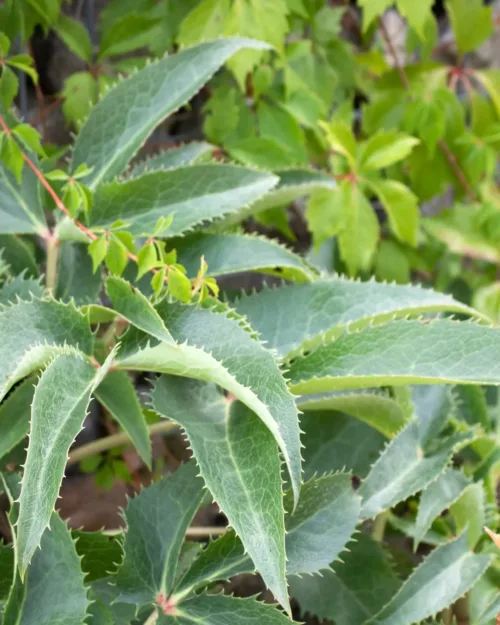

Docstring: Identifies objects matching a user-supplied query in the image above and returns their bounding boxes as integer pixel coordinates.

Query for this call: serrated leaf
[88,578,137,625]
[56,242,102,305]
[114,295,301,507]
[454,384,490,429]
[173,232,316,283]
[73,531,123,583]
[0,159,45,235]
[412,385,453,448]
[359,422,471,519]
[3,511,89,625]
[446,0,493,53]
[368,532,492,625]
[90,165,277,236]
[94,370,151,468]
[106,276,174,343]
[450,482,486,548]
[0,298,93,401]
[71,38,271,188]
[157,594,292,624]
[284,472,360,575]
[301,411,386,480]
[414,467,471,549]
[115,460,205,605]
[289,534,401,625]
[174,530,250,598]
[297,389,409,437]
[152,376,288,610]
[232,279,481,360]
[129,142,214,178]
[367,179,419,247]
[0,234,39,277]
[16,351,113,574]
[174,473,359,600]
[0,376,35,461]
[0,273,44,305]
[288,319,500,395]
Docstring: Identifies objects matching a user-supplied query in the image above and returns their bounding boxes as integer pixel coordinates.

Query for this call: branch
[67,420,179,466]
[378,18,477,202]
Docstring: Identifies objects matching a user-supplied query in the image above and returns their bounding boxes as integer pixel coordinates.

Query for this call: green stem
[100,318,119,346]
[442,607,453,625]
[372,510,389,543]
[144,609,158,625]
[45,235,59,293]
[67,420,178,466]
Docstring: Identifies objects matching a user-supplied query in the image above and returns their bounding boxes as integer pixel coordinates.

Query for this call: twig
[372,510,389,542]
[378,17,477,202]
[437,139,476,202]
[379,17,409,89]
[45,233,59,292]
[102,526,227,538]
[67,420,178,466]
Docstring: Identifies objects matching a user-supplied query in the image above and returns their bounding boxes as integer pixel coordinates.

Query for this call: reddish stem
[378,18,477,202]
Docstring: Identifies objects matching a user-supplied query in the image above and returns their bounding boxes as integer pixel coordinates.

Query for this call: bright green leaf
[446,0,493,53]
[360,131,419,171]
[367,179,419,247]
[54,14,93,62]
[168,267,192,303]
[106,275,174,343]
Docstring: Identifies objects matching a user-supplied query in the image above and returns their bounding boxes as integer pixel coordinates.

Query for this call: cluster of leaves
[0,3,500,625]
